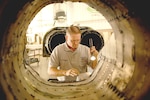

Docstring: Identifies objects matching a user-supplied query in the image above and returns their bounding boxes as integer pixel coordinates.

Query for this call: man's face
[65,33,81,49]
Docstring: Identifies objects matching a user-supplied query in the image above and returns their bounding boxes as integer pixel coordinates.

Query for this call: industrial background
[0,0,150,100]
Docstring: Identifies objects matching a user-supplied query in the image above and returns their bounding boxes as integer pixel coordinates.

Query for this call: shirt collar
[64,42,79,52]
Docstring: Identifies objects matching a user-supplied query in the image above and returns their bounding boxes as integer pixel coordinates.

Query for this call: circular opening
[1,1,138,100]
[47,30,66,53]
[81,30,104,51]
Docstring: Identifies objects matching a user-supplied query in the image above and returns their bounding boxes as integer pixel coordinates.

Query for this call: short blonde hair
[66,25,81,35]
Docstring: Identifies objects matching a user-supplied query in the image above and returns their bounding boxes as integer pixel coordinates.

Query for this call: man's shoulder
[79,44,90,51]
[52,43,65,51]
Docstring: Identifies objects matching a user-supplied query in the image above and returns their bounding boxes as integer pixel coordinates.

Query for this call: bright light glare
[90,55,96,61]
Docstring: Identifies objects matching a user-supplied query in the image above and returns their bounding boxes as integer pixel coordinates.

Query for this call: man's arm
[90,46,99,69]
[48,67,80,77]
[48,67,66,76]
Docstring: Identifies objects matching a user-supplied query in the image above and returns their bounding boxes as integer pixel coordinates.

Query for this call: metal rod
[89,38,93,47]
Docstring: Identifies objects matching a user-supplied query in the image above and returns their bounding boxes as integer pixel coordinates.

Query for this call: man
[48,25,98,81]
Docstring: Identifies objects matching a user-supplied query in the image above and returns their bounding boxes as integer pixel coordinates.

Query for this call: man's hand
[65,68,80,77]
[90,46,98,56]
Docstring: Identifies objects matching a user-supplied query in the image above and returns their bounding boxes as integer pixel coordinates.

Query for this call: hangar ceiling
[0,0,150,100]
